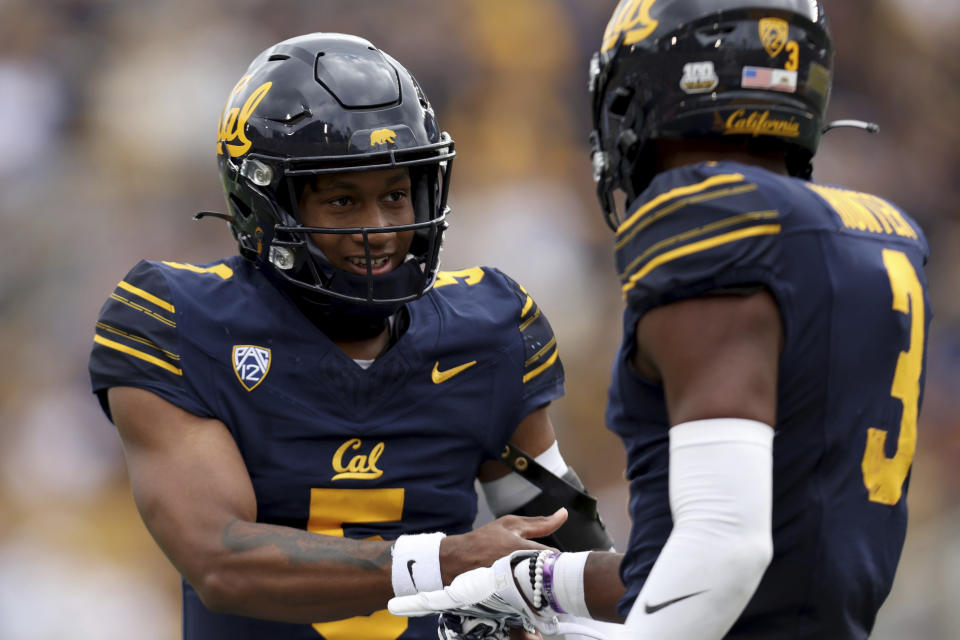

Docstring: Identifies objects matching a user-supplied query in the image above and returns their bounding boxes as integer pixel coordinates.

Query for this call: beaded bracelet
[530,551,567,614]
[541,551,567,614]
[528,550,549,610]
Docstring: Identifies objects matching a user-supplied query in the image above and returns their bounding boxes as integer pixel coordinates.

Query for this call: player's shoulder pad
[489,269,563,390]
[92,260,182,377]
[430,266,563,387]
[91,258,237,376]
[615,162,781,312]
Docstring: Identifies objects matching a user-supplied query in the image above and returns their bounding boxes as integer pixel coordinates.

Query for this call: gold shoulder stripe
[622,224,782,295]
[523,346,559,383]
[518,306,541,332]
[521,295,534,318]
[93,334,183,375]
[96,322,180,361]
[161,261,234,280]
[525,336,557,367]
[117,280,174,313]
[619,211,779,282]
[109,293,176,327]
[616,183,757,250]
[617,173,745,236]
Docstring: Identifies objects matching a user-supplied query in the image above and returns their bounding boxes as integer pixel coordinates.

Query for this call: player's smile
[298,168,415,276]
[343,254,393,275]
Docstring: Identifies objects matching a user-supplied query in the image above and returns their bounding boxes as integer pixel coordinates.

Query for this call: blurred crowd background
[0,0,957,638]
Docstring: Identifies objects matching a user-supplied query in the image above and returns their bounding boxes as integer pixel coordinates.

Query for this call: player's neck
[655,140,789,176]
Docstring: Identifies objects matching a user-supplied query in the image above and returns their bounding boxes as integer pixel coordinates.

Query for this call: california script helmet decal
[233,345,271,391]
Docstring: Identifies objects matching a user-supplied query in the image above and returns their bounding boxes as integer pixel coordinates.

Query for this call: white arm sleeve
[623,418,774,639]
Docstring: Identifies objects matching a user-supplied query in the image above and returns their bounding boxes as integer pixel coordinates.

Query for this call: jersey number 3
[861,249,924,506]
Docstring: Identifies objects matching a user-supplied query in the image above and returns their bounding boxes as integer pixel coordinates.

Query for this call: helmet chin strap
[263,257,425,341]
[293,294,395,342]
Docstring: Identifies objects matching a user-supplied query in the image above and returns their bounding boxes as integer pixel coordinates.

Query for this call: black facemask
[264,258,424,341]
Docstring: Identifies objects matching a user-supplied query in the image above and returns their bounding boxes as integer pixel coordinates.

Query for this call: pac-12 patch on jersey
[233,345,271,391]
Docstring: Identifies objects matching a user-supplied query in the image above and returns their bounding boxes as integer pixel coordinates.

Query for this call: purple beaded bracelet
[540,552,567,614]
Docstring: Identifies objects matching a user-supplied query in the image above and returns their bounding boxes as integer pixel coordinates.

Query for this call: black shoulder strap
[499,443,599,519]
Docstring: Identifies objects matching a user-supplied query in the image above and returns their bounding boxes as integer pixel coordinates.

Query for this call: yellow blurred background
[0,1,957,638]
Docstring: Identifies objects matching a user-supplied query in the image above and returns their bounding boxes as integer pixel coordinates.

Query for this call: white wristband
[391,532,446,597]
[513,551,593,619]
[552,551,591,619]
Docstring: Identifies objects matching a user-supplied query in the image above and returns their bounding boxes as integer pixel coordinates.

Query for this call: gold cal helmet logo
[759,18,789,58]
[370,128,397,146]
[601,0,659,53]
[217,76,273,158]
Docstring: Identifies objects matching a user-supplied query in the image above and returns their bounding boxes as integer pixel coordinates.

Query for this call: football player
[88,33,613,640]
[388,1,932,638]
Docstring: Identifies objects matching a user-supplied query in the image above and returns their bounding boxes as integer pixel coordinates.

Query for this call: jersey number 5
[307,488,407,640]
[861,249,924,506]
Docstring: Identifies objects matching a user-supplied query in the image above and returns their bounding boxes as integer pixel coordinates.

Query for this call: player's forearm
[191,519,395,623]
[584,550,626,622]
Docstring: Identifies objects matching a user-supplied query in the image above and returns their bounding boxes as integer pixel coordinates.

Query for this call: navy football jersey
[88,257,564,640]
[608,161,930,639]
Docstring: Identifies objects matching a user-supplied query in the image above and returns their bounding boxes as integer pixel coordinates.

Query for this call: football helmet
[589,0,833,228]
[212,33,455,309]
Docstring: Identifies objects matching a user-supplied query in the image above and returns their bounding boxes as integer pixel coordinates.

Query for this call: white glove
[388,551,610,640]
[389,550,534,622]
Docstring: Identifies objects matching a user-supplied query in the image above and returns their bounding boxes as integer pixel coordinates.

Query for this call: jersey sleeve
[493,269,565,415]
[615,164,782,316]
[88,260,213,421]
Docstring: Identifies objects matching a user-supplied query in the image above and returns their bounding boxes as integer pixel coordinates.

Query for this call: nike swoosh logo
[431,360,477,384]
[406,559,418,590]
[643,590,707,614]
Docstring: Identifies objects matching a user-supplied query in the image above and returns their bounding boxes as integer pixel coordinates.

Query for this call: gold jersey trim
[96,322,180,362]
[108,293,176,327]
[622,224,782,295]
[522,345,559,384]
[619,211,779,282]
[117,280,174,313]
[525,336,557,368]
[93,334,183,376]
[616,173,748,238]
[161,261,234,280]
[518,306,541,332]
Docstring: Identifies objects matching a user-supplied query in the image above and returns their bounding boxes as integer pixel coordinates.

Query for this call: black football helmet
[211,33,455,309]
[589,0,833,229]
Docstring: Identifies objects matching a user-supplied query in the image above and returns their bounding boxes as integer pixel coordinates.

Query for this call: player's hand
[390,552,533,619]
[440,509,567,584]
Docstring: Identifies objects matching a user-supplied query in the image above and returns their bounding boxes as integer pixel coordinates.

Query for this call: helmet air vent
[609,87,634,116]
[314,44,400,108]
